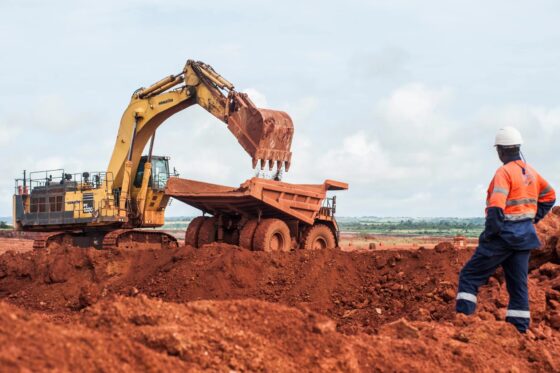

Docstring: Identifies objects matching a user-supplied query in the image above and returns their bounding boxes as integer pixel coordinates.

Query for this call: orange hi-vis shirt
[486,161,556,221]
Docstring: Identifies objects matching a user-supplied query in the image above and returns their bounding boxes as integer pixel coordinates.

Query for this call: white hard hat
[494,126,523,146]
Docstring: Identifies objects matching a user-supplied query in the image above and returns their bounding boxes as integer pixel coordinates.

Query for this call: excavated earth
[0,209,560,371]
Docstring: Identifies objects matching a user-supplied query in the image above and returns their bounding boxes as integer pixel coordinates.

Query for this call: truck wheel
[239,219,259,250]
[185,216,207,248]
[197,217,217,248]
[253,218,291,252]
[303,224,336,250]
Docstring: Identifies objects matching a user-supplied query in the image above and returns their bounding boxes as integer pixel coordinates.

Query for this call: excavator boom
[126,60,293,173]
[101,59,295,226]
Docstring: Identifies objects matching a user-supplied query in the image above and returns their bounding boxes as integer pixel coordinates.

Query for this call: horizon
[1,215,485,222]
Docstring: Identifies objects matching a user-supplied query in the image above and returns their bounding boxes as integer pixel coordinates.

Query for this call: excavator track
[32,230,178,250]
[32,232,66,249]
[102,229,179,250]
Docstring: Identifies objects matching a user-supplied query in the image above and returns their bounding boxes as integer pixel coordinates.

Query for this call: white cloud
[34,156,84,173]
[471,184,487,205]
[374,83,457,154]
[242,88,268,108]
[32,95,81,132]
[286,82,505,216]
[0,121,20,145]
[377,83,451,125]
[288,96,319,123]
[315,131,411,183]
[4,95,93,135]
[476,105,560,139]
[352,46,410,79]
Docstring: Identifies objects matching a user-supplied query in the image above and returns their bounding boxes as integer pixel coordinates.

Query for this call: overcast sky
[1,0,559,217]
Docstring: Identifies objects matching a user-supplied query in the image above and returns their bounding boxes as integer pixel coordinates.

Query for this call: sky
[1,0,559,217]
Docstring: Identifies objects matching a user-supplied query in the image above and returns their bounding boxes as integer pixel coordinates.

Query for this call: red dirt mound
[1,295,559,372]
[0,243,475,333]
[1,225,560,372]
[1,240,558,335]
[533,206,560,268]
[0,237,32,255]
[0,298,186,371]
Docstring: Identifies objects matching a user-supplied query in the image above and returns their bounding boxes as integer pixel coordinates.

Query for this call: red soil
[0,208,558,371]
[0,242,474,333]
[1,295,559,372]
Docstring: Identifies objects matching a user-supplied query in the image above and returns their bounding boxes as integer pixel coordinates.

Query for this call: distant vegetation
[336,217,484,237]
[162,216,485,237]
[0,221,12,230]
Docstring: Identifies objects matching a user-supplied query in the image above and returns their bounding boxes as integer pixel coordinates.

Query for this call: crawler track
[102,229,178,250]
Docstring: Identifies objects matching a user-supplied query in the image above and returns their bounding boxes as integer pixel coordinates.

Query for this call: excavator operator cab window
[134,156,171,190]
[152,156,170,190]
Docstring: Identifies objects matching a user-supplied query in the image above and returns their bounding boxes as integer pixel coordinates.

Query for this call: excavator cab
[134,155,175,191]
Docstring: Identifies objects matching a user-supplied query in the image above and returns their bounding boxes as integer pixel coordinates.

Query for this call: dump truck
[166,177,348,251]
[13,60,294,249]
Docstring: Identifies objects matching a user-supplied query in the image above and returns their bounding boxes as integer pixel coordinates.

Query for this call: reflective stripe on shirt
[504,212,536,221]
[505,198,537,207]
[539,185,552,198]
[492,186,509,195]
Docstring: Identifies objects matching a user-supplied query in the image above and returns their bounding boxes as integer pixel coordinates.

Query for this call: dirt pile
[0,237,32,255]
[1,238,559,334]
[1,295,559,372]
[1,218,560,371]
[0,298,187,372]
[0,243,475,333]
[533,206,560,268]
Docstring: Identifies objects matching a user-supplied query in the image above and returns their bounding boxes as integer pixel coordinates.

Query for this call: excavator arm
[106,60,294,194]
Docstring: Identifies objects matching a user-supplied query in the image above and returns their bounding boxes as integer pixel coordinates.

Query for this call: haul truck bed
[165,177,348,251]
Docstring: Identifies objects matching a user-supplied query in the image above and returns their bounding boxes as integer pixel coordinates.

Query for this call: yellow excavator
[13,60,294,249]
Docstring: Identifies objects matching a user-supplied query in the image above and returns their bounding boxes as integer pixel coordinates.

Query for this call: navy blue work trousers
[456,246,531,332]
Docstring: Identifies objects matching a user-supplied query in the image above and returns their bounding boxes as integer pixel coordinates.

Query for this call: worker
[455,127,556,333]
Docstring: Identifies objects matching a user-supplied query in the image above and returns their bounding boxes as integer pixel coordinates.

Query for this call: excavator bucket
[227,93,294,171]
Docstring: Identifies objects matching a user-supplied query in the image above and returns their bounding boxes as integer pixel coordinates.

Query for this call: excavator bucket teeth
[227,93,294,171]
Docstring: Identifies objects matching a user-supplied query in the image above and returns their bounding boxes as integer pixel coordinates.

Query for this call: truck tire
[185,216,206,248]
[253,218,291,252]
[302,224,336,250]
[197,217,217,248]
[239,219,259,250]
